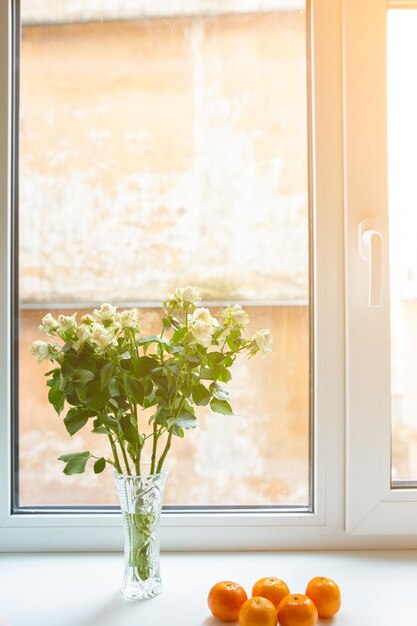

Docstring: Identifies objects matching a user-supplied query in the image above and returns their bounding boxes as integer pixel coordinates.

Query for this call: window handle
[358,219,383,308]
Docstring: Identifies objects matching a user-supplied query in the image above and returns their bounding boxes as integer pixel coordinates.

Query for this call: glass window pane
[388,10,417,485]
[18,1,310,508]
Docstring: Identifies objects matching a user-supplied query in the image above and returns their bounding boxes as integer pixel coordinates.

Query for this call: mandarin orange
[277,593,318,626]
[252,577,290,611]
[208,580,247,622]
[305,576,341,618]
[239,596,278,626]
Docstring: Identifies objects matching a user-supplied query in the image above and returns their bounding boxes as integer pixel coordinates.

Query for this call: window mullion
[343,0,393,533]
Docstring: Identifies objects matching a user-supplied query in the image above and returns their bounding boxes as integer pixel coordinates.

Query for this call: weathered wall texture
[20,13,308,304]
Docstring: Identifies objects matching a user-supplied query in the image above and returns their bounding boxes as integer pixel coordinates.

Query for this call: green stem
[150,423,159,474]
[107,434,123,474]
[125,392,141,475]
[155,383,186,474]
[156,429,173,473]
[118,435,132,475]
[131,402,141,474]
[90,453,114,465]
[135,442,141,476]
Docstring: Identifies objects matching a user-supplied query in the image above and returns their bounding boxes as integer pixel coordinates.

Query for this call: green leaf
[108,378,119,397]
[175,409,197,429]
[120,357,133,371]
[94,413,118,430]
[210,398,233,415]
[199,367,218,381]
[226,329,242,351]
[74,383,88,403]
[162,317,172,330]
[125,377,145,405]
[120,414,139,444]
[169,315,181,329]
[193,348,208,366]
[134,356,159,377]
[172,326,187,344]
[59,372,67,392]
[172,425,184,438]
[58,452,91,475]
[84,382,111,410]
[143,389,157,409]
[186,354,200,366]
[46,368,60,387]
[128,435,144,455]
[73,369,95,385]
[136,336,169,347]
[210,382,229,401]
[164,361,179,375]
[92,425,109,435]
[93,457,106,474]
[64,383,79,406]
[110,396,130,411]
[207,351,225,364]
[48,386,65,415]
[152,371,169,388]
[64,407,96,436]
[100,362,113,391]
[152,407,170,426]
[218,366,232,383]
[192,383,211,406]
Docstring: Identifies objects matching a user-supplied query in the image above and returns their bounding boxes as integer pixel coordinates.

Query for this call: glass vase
[114,466,168,600]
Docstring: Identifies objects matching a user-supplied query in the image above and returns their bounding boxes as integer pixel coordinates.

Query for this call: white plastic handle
[358,219,383,307]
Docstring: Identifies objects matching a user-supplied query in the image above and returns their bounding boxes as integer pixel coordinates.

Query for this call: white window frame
[1,0,416,552]
[345,0,417,536]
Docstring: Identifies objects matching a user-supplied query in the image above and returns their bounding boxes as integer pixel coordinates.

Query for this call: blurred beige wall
[20,13,308,304]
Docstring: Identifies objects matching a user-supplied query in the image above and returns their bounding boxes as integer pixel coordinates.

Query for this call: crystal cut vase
[114,467,168,600]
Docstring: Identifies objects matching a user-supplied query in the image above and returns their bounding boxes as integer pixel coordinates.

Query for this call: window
[17,0,311,511]
[3,0,416,551]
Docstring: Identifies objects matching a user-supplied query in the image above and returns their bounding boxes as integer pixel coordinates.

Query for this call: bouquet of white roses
[31,286,273,477]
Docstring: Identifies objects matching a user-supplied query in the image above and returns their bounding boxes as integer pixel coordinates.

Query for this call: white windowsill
[0,550,416,625]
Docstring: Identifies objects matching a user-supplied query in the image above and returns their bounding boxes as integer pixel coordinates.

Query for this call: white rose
[172,286,200,306]
[30,340,55,363]
[252,329,273,354]
[81,314,96,325]
[182,286,200,305]
[230,305,249,328]
[90,324,114,350]
[73,325,92,351]
[190,319,214,347]
[118,308,139,329]
[94,303,117,321]
[58,314,77,332]
[193,307,216,325]
[39,313,59,335]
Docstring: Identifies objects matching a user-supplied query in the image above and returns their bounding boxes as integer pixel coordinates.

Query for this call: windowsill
[0,550,416,625]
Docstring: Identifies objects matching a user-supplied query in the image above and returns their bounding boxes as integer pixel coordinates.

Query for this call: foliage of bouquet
[31,286,273,477]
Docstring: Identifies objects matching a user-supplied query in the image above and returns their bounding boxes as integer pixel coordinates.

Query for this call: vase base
[121,579,162,601]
